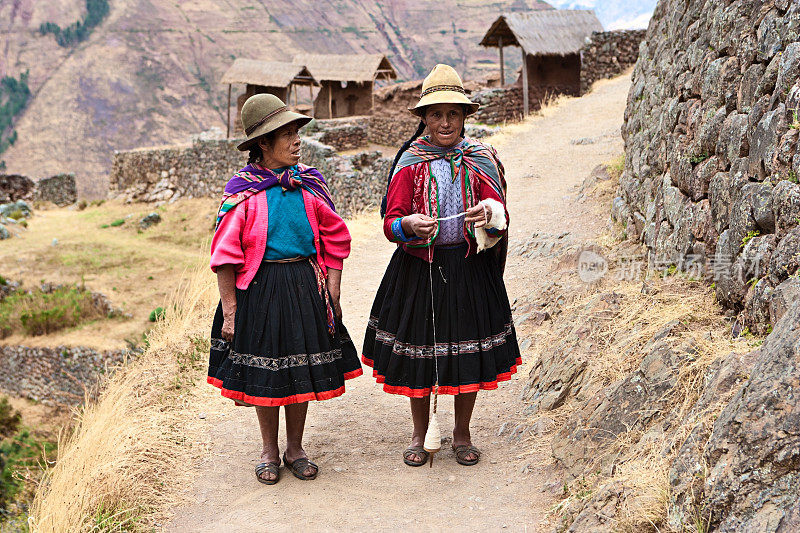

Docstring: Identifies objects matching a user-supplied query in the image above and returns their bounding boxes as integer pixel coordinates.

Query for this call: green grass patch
[0,284,110,337]
[689,152,710,164]
[109,219,125,227]
[91,503,140,532]
[605,154,626,180]
[148,307,164,322]
[741,230,760,248]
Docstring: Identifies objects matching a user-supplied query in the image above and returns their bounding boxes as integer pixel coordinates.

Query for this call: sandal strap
[453,445,481,459]
[284,454,318,478]
[403,447,429,459]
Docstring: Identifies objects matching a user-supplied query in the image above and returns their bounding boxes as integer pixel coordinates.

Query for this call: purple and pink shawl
[215,163,334,230]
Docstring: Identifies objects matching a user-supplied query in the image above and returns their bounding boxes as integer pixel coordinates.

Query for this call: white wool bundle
[423,414,441,453]
[475,198,507,252]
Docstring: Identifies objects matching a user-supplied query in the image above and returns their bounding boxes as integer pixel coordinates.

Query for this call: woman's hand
[465,202,492,228]
[221,309,236,341]
[217,265,238,341]
[402,214,437,239]
[327,268,344,319]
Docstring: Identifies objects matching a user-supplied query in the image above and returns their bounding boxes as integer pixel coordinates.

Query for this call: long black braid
[381,120,426,218]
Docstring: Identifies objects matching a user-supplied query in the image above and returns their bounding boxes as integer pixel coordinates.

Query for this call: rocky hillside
[599,0,800,530]
[0,0,550,198]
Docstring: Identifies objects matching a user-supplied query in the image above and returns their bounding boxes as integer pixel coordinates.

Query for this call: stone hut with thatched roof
[221,59,317,137]
[293,53,397,119]
[480,10,603,115]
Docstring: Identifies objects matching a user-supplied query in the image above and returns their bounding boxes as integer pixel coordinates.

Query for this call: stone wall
[109,140,246,203]
[109,137,391,217]
[469,86,523,125]
[367,115,420,146]
[0,175,35,203]
[307,117,370,151]
[0,345,130,405]
[615,0,800,334]
[298,138,391,216]
[35,173,77,206]
[580,30,647,94]
[0,173,77,205]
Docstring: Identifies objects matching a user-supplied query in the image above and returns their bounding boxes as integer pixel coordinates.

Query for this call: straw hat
[409,64,479,117]
[237,93,311,151]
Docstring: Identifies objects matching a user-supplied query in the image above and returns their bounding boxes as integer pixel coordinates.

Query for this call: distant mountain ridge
[548,0,656,30]
[0,0,552,197]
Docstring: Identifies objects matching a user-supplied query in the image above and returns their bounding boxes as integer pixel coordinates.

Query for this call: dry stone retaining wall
[615,0,800,334]
[109,138,391,217]
[580,30,647,94]
[34,173,77,206]
[0,345,130,405]
[0,173,77,205]
[308,117,370,151]
[469,86,523,125]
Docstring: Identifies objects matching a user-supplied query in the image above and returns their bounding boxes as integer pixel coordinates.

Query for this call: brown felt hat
[409,64,479,117]
[237,93,311,151]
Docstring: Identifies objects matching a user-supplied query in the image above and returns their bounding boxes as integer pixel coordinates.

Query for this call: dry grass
[28,260,217,532]
[533,239,760,532]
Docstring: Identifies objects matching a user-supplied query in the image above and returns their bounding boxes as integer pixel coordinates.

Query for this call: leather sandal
[283,452,319,480]
[453,445,482,466]
[255,461,281,485]
[403,446,429,467]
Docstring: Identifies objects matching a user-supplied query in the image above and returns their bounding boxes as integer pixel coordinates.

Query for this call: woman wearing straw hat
[209,93,362,484]
[362,64,521,467]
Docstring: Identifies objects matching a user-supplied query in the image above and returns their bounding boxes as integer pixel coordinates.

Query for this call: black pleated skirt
[208,259,362,406]
[362,244,521,397]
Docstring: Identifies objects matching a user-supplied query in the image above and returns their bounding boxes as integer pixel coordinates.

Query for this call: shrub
[0,397,21,440]
[0,284,110,337]
[6,209,24,220]
[39,0,109,47]
[1,428,56,512]
[109,219,125,227]
[148,307,165,322]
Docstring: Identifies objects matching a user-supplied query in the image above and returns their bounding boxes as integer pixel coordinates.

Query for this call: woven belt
[262,256,308,264]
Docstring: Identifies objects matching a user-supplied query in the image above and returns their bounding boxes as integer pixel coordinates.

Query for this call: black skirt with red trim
[362,244,521,397]
[208,259,362,407]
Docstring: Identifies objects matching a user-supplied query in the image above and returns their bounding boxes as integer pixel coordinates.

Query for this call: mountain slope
[547,0,656,30]
[0,0,552,197]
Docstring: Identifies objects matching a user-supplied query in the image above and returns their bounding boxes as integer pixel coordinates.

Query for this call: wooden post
[293,84,298,106]
[498,36,504,86]
[327,82,333,119]
[309,83,314,118]
[226,84,231,139]
[521,48,529,116]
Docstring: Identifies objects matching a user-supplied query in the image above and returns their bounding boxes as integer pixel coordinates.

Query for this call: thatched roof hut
[221,59,318,137]
[293,53,398,119]
[480,10,603,114]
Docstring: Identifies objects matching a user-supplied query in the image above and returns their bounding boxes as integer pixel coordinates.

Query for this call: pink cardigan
[210,188,351,290]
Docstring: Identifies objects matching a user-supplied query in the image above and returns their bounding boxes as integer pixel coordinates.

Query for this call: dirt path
[166,74,631,533]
